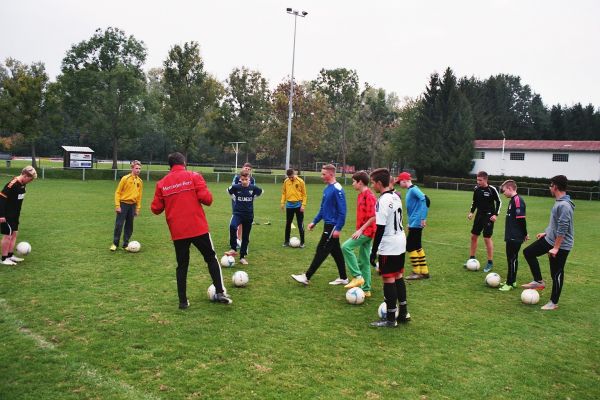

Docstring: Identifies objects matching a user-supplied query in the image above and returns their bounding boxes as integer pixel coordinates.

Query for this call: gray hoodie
[544,194,575,251]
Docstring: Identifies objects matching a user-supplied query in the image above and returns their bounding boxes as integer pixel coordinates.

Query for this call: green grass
[1,179,599,399]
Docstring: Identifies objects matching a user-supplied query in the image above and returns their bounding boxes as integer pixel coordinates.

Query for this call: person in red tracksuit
[151,152,232,309]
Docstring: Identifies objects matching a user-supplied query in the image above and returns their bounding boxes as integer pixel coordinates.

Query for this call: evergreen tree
[411,68,474,178]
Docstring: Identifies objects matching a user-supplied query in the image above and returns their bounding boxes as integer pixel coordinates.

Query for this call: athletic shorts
[0,219,18,235]
[378,253,405,276]
[471,213,494,238]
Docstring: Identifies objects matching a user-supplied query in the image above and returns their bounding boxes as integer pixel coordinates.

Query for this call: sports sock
[487,260,493,265]
[408,250,420,274]
[383,282,398,322]
[418,248,429,275]
[395,278,408,317]
[8,252,13,258]
[1,256,6,261]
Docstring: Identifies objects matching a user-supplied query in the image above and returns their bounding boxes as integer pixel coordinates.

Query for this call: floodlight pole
[285,8,308,171]
[229,141,247,171]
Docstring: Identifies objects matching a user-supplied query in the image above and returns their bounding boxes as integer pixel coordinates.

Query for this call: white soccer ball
[207,284,228,301]
[220,255,235,267]
[521,289,540,305]
[232,270,249,287]
[345,287,365,305]
[466,259,480,271]
[485,272,502,288]
[289,237,301,248]
[15,241,31,256]
[127,241,141,253]
[377,301,399,319]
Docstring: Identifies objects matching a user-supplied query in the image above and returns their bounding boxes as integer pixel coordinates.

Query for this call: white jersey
[375,191,406,255]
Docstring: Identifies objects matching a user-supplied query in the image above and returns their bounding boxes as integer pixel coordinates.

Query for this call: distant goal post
[315,161,339,172]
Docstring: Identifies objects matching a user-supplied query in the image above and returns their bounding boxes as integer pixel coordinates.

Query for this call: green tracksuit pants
[341,234,372,292]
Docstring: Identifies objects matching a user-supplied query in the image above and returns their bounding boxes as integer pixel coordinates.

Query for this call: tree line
[1,27,599,176]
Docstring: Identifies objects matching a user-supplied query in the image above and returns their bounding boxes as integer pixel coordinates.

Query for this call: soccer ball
[377,301,399,319]
[345,287,365,305]
[289,237,301,248]
[207,284,228,301]
[485,272,501,288]
[15,241,31,256]
[127,241,141,253]
[521,289,540,305]
[220,255,235,267]
[465,259,480,271]
[232,270,249,287]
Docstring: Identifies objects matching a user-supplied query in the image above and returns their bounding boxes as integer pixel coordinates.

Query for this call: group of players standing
[108,153,574,321]
[467,171,575,311]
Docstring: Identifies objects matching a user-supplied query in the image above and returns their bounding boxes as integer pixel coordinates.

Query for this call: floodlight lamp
[302,11,308,16]
[286,7,292,12]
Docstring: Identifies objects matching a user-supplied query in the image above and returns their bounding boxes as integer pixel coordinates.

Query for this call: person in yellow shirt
[110,160,143,251]
[281,168,307,247]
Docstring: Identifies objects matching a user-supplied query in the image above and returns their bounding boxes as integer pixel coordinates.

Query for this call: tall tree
[312,68,360,175]
[549,105,566,139]
[162,42,222,160]
[212,67,270,153]
[0,58,50,168]
[529,94,550,139]
[358,85,399,169]
[389,97,421,172]
[257,81,330,168]
[411,68,474,178]
[60,27,147,169]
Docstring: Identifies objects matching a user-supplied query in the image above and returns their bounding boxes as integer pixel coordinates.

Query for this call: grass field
[1,178,599,400]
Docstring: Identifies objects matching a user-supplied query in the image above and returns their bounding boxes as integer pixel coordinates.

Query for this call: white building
[471,140,600,181]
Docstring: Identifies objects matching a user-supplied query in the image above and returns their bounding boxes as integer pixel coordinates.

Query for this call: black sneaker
[370,320,398,328]
[179,300,190,309]
[397,312,411,323]
[215,292,233,305]
[282,242,290,247]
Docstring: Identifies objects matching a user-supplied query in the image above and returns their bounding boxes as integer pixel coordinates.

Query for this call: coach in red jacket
[151,152,232,308]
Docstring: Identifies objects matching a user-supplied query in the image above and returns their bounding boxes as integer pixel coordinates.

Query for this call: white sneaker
[10,256,24,262]
[2,258,17,265]
[291,273,309,285]
[329,277,349,285]
[240,258,249,265]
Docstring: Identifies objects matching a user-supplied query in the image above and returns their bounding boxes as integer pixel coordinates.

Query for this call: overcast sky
[2,0,599,107]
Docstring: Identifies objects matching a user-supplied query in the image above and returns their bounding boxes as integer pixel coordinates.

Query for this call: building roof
[61,146,94,153]
[474,140,600,152]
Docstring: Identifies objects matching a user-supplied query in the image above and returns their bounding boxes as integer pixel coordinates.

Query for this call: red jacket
[151,165,213,240]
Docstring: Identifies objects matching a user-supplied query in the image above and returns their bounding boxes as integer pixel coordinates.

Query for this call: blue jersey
[313,182,346,231]
[405,185,428,228]
[228,184,262,216]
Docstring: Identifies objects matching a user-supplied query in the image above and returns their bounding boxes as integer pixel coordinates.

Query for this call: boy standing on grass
[232,163,255,247]
[396,172,430,280]
[281,168,307,247]
[369,168,410,328]
[111,160,143,252]
[151,152,231,309]
[342,171,376,297]
[498,180,529,291]
[522,175,574,311]
[0,166,37,265]
[224,170,263,265]
[466,171,501,272]
[291,164,347,286]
